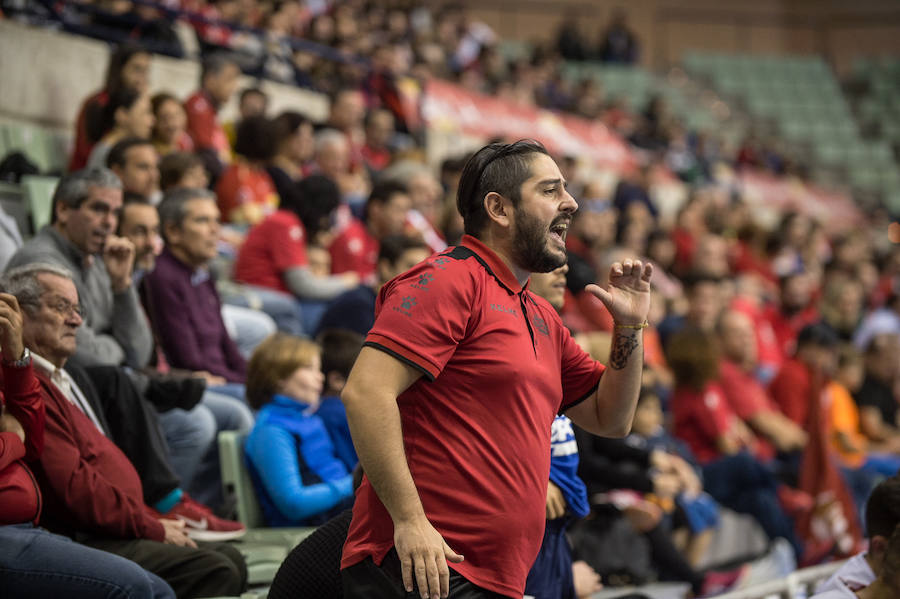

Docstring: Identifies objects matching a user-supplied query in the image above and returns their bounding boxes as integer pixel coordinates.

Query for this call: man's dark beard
[512,209,567,274]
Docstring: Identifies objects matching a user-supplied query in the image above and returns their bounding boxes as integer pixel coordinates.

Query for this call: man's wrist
[2,347,31,368]
[111,278,133,293]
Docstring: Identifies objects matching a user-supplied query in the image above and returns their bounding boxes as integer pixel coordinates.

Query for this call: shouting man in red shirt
[340,140,652,599]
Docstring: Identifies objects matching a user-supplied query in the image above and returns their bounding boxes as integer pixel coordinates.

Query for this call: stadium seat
[0,182,27,240]
[218,430,317,585]
[21,175,58,235]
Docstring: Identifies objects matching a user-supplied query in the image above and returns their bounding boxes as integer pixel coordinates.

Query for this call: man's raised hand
[0,293,25,363]
[584,259,653,326]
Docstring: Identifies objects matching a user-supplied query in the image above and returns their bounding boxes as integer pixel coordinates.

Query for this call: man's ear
[55,201,70,226]
[484,191,512,229]
[162,221,180,245]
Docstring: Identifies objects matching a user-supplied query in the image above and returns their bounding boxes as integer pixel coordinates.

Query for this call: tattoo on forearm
[609,330,640,370]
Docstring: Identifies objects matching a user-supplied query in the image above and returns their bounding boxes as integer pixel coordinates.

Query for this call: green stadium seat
[21,175,58,234]
[850,167,881,192]
[217,430,316,585]
[813,143,845,166]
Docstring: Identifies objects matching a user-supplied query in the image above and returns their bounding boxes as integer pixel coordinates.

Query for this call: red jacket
[29,368,165,542]
[0,362,43,525]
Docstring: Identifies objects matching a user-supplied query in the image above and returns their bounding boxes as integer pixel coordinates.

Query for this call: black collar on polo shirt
[457,234,531,296]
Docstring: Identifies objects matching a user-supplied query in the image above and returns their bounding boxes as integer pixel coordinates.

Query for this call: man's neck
[168,246,205,271]
[271,155,301,177]
[52,224,87,256]
[857,579,891,599]
[476,229,530,287]
[30,350,66,374]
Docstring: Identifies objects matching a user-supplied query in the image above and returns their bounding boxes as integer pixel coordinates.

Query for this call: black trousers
[82,537,247,599]
[68,365,182,506]
[342,548,509,599]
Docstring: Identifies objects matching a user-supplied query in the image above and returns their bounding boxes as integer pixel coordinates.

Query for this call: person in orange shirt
[827,345,900,477]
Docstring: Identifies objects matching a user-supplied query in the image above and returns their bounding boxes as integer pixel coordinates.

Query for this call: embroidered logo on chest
[490,303,518,317]
[531,314,550,336]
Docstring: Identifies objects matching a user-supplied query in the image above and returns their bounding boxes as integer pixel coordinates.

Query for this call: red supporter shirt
[672,383,737,464]
[328,218,378,282]
[730,297,783,375]
[718,360,777,461]
[340,235,605,597]
[719,360,778,421]
[769,358,812,427]
[69,91,107,172]
[763,303,820,361]
[234,210,308,293]
[184,90,231,163]
[214,161,278,224]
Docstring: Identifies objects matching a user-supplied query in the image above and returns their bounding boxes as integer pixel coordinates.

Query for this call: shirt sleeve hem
[363,338,438,381]
[559,370,603,414]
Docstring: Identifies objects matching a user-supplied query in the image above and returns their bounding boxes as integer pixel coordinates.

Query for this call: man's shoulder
[6,231,69,271]
[384,247,481,294]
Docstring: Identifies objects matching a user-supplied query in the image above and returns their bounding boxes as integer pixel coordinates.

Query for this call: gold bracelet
[614,320,649,330]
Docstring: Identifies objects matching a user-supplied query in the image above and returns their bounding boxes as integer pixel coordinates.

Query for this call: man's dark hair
[796,322,839,350]
[159,152,205,191]
[201,52,238,85]
[157,187,215,243]
[865,476,900,539]
[122,191,151,206]
[681,272,723,295]
[106,137,154,170]
[318,329,364,380]
[378,234,430,266]
[117,192,153,235]
[234,116,276,162]
[240,87,267,105]
[364,180,408,222]
[150,92,179,118]
[456,139,549,236]
[272,111,311,149]
[281,175,340,241]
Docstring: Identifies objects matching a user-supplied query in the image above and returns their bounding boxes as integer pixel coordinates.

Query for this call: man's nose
[562,189,578,213]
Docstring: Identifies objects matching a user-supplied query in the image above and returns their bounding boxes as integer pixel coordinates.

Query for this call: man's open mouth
[550,221,569,243]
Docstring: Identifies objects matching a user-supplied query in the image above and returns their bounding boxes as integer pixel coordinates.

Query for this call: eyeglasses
[41,297,84,319]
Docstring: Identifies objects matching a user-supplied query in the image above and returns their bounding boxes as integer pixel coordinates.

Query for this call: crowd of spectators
[1,1,900,597]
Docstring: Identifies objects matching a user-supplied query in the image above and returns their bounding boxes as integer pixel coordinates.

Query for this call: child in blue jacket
[245,334,354,526]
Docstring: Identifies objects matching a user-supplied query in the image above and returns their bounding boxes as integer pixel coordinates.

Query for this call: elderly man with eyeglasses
[0,262,247,598]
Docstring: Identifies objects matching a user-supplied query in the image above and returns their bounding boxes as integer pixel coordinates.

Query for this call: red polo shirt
[341,235,604,597]
[234,210,308,293]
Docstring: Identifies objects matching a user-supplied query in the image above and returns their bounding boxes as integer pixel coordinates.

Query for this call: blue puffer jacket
[245,395,353,526]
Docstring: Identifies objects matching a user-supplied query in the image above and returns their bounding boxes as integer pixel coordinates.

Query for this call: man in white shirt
[814,476,900,597]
